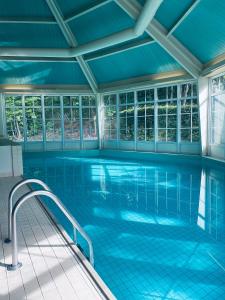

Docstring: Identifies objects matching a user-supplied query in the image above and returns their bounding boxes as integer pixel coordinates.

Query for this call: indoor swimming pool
[24,152,225,300]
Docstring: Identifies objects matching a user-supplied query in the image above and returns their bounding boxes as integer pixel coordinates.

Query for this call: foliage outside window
[24,96,43,141]
[211,74,225,145]
[157,86,177,142]
[5,96,24,142]
[103,94,117,140]
[44,96,61,141]
[137,89,154,141]
[82,96,97,140]
[180,83,200,142]
[63,96,80,140]
[119,92,135,141]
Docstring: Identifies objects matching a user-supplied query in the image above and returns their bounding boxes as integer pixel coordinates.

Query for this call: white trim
[116,0,202,78]
[44,0,98,93]
[167,0,201,36]
[65,0,113,23]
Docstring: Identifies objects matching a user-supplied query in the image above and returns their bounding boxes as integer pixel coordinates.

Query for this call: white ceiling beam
[167,0,201,36]
[0,17,56,24]
[0,0,162,58]
[86,38,155,61]
[0,1,112,25]
[116,0,203,78]
[45,0,98,93]
[65,0,113,23]
[0,38,154,62]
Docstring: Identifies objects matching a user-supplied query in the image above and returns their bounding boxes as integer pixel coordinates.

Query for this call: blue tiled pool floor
[24,154,225,300]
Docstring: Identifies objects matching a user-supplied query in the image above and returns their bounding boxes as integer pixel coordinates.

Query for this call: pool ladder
[5,178,94,271]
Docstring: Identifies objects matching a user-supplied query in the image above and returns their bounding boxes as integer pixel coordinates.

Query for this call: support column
[198,77,209,156]
[96,93,103,150]
[0,93,6,136]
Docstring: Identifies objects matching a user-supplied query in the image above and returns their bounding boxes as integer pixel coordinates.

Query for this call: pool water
[24,153,225,300]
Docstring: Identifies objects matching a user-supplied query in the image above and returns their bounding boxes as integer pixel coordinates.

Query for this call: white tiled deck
[0,177,112,300]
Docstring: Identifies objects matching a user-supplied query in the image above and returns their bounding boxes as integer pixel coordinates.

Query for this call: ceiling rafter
[85,38,155,61]
[0,17,56,24]
[115,0,203,78]
[65,0,113,23]
[0,0,162,59]
[167,0,201,36]
[45,0,98,93]
[0,1,112,25]
[0,38,155,63]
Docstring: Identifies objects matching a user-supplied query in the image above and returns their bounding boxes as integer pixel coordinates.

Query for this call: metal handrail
[7,190,94,271]
[5,178,51,243]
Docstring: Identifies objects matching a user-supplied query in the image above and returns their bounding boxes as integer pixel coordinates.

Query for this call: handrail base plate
[4,238,11,244]
[7,262,22,271]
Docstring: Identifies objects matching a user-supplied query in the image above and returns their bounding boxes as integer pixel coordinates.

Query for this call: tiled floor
[0,176,111,300]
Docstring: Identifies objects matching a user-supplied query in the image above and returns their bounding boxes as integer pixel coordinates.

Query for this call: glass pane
[53,96,60,106]
[63,96,70,106]
[158,129,166,141]
[167,129,176,142]
[181,129,191,141]
[45,108,52,119]
[127,92,134,104]
[192,113,199,127]
[157,87,167,100]
[53,108,61,119]
[119,93,126,105]
[146,89,154,101]
[82,96,89,106]
[137,90,145,102]
[192,129,200,142]
[167,115,177,128]
[158,115,166,128]
[181,114,191,128]
[70,96,79,107]
[146,129,154,141]
[138,129,145,141]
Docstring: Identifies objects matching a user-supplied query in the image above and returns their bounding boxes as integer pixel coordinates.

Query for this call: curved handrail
[7,190,94,271]
[5,178,51,243]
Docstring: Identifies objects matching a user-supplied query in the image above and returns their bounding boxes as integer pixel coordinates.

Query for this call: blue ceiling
[0,0,52,18]
[0,0,224,85]
[0,61,88,85]
[88,43,181,84]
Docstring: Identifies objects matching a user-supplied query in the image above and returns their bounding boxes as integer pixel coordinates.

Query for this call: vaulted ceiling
[0,0,224,91]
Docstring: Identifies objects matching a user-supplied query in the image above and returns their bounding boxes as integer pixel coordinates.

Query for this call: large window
[5,96,24,142]
[210,74,225,145]
[157,86,177,142]
[103,94,117,140]
[180,83,200,142]
[63,96,80,140]
[82,96,97,140]
[119,92,135,140]
[102,82,200,145]
[137,89,154,141]
[44,96,61,141]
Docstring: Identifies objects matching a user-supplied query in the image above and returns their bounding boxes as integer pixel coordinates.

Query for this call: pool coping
[25,178,116,300]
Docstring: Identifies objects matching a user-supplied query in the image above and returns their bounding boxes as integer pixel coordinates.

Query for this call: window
[210,74,225,145]
[137,89,154,141]
[119,92,135,141]
[44,96,62,141]
[63,96,80,140]
[82,96,97,140]
[180,83,200,142]
[24,96,43,141]
[5,96,24,142]
[103,94,117,140]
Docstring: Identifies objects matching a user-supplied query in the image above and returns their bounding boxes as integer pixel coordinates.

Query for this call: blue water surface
[24,152,225,300]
